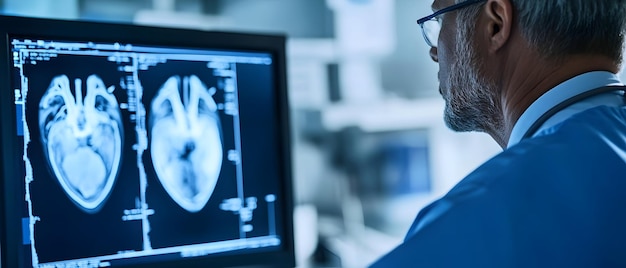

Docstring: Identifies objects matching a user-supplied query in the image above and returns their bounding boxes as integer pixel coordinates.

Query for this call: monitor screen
[0,15,295,268]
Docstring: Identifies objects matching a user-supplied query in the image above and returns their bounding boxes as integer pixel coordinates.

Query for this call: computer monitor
[0,15,295,268]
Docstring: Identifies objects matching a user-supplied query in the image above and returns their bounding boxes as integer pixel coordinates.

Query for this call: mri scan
[15,37,281,267]
[38,74,123,213]
[150,75,223,212]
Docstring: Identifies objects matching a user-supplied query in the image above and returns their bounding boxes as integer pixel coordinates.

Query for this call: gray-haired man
[373,0,626,266]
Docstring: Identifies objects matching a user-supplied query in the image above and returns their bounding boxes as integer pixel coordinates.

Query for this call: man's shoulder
[428,105,626,222]
[373,107,626,268]
[464,105,626,185]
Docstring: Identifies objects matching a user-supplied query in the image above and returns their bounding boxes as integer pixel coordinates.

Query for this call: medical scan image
[149,75,223,213]
[14,37,281,266]
[38,74,123,213]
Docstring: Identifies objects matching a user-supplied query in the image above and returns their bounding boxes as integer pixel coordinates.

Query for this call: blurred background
[0,0,504,267]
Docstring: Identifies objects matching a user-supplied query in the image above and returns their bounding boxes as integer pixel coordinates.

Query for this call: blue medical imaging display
[0,16,294,268]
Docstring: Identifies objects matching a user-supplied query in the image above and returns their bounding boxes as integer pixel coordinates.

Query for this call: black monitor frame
[0,15,295,268]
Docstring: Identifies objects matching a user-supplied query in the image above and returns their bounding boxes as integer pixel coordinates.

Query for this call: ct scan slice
[38,74,123,213]
[150,75,223,212]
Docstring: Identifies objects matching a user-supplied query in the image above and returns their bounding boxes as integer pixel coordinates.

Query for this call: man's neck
[487,51,618,148]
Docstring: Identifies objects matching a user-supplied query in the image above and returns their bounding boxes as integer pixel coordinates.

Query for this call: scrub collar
[507,71,623,148]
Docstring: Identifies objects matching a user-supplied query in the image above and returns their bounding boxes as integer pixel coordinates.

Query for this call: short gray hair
[458,0,626,64]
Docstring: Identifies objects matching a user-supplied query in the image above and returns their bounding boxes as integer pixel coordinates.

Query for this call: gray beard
[442,21,503,133]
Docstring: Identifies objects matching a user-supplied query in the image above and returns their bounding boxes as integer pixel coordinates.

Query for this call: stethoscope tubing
[522,86,626,139]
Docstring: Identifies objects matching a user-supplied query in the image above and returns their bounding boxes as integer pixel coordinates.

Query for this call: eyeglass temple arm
[416,0,486,24]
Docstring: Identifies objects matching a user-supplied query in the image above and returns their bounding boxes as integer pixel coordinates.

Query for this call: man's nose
[429,47,438,62]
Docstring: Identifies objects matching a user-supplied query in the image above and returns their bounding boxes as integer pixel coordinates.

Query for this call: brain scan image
[38,74,123,213]
[150,75,223,213]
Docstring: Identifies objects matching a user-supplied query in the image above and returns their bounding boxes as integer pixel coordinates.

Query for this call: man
[371,0,626,267]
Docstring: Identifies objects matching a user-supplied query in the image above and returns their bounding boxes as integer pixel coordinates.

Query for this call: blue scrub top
[371,73,626,267]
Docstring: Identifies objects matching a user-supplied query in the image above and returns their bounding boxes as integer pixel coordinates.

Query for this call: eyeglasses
[416,0,486,48]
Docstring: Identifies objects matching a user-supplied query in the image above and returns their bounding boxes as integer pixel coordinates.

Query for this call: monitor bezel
[0,15,295,268]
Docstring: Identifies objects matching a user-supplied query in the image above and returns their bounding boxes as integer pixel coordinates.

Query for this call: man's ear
[483,0,513,52]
